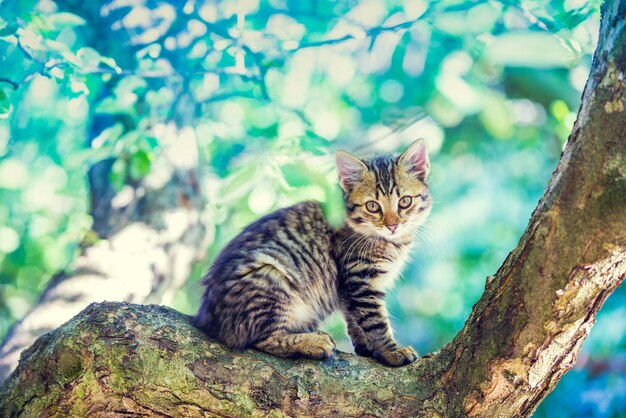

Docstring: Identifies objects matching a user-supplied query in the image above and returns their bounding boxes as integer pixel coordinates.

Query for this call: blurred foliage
[0,0,623,415]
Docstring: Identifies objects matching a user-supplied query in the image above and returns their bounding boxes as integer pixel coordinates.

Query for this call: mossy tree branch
[1,0,625,416]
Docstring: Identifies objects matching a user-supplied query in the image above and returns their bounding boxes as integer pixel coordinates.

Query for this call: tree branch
[293,0,484,51]
[0,77,19,90]
[0,302,443,417]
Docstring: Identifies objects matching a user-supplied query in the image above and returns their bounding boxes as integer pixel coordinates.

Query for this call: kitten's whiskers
[414,224,448,260]
[341,233,372,274]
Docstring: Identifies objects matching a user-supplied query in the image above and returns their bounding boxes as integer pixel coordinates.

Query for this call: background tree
[0,0,623,416]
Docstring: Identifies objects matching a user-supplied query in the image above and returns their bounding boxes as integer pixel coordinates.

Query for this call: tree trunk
[1,0,625,416]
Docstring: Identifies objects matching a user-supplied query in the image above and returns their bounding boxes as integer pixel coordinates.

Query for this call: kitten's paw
[255,332,336,359]
[374,346,418,367]
[305,332,336,359]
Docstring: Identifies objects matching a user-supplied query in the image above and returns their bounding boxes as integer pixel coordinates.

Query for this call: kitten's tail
[192,289,217,337]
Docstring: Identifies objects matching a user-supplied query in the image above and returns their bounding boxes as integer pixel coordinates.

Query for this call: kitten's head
[336,139,432,241]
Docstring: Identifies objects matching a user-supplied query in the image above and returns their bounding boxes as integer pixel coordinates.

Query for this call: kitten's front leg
[342,308,373,357]
[344,291,417,367]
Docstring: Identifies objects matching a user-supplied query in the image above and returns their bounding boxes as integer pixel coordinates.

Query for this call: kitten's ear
[399,139,430,181]
[336,151,367,192]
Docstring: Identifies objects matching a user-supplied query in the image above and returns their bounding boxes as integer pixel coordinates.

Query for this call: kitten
[194,140,432,366]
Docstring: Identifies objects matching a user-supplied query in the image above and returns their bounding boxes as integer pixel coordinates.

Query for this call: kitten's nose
[386,224,398,233]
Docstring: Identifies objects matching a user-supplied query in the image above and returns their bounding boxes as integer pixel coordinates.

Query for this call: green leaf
[115,76,147,96]
[129,150,152,180]
[280,163,312,188]
[16,27,44,51]
[466,3,501,33]
[301,135,331,156]
[220,165,257,202]
[77,47,101,69]
[144,136,159,149]
[95,123,125,148]
[145,87,174,108]
[137,44,161,59]
[44,39,71,54]
[69,75,89,96]
[0,88,12,119]
[118,130,142,149]
[95,93,137,115]
[60,50,79,66]
[485,32,578,68]
[65,123,125,168]
[47,12,86,30]
[64,147,113,169]
[94,97,122,114]
[555,8,594,29]
[110,159,127,192]
[29,14,54,33]
[100,56,122,74]
[0,22,18,37]
[550,100,570,123]
[479,93,514,139]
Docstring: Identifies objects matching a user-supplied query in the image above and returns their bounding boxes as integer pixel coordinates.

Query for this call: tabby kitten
[195,140,431,366]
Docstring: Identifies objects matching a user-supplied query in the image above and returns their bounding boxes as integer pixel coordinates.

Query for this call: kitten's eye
[398,196,412,209]
[365,201,381,213]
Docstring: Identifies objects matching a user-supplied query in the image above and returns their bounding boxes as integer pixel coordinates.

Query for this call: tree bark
[1,0,625,416]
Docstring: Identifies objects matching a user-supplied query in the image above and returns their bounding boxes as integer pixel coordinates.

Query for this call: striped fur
[195,140,431,366]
